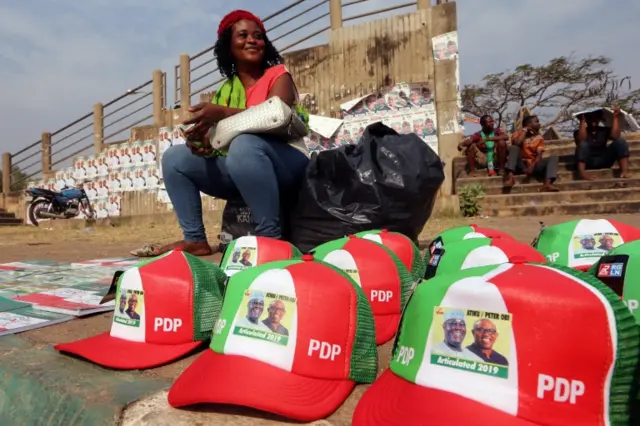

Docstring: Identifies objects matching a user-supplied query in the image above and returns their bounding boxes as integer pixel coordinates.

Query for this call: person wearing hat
[137,10,310,258]
[432,309,481,360]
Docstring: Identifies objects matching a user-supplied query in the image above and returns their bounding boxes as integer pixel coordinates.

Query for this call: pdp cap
[355,229,425,283]
[428,224,514,256]
[168,255,378,422]
[533,218,640,271]
[353,261,640,426]
[425,237,546,279]
[219,236,302,276]
[312,235,415,344]
[55,250,227,369]
[589,239,640,323]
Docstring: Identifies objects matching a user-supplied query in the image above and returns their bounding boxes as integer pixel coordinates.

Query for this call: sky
[1,0,638,174]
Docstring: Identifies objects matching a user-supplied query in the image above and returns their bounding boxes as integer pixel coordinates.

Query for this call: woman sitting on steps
[132,10,310,257]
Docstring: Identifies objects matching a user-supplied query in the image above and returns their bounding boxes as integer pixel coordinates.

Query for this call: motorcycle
[25,184,95,226]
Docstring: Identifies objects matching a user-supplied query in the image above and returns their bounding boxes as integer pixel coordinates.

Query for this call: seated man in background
[457,114,508,176]
[574,106,630,180]
[503,115,560,192]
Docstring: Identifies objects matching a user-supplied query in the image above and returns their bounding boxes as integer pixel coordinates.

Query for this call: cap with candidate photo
[355,229,426,283]
[353,260,640,426]
[55,249,227,369]
[219,235,302,276]
[533,218,640,271]
[427,224,514,257]
[589,239,640,323]
[168,255,378,421]
[425,237,546,279]
[311,235,415,344]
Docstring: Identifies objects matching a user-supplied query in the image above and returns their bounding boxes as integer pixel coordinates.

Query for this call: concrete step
[0,211,17,218]
[542,135,640,149]
[482,187,638,208]
[0,217,22,226]
[483,199,640,217]
[453,146,640,176]
[456,166,640,189]
[473,177,640,195]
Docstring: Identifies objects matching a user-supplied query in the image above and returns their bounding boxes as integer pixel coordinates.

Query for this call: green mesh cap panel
[184,253,228,341]
[314,259,378,383]
[290,245,303,258]
[410,243,426,282]
[551,264,640,425]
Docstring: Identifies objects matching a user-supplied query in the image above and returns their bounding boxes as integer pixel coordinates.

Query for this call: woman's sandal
[130,241,219,258]
[129,244,161,257]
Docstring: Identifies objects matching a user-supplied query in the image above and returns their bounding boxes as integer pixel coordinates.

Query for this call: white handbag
[208,96,308,151]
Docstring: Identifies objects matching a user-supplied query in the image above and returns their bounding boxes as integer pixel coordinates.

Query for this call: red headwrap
[217,10,266,38]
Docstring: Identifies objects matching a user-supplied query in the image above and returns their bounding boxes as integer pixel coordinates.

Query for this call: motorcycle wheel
[28,199,50,227]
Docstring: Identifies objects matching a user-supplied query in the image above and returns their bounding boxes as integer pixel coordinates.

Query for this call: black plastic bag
[290,122,444,253]
[218,199,254,251]
[218,197,295,251]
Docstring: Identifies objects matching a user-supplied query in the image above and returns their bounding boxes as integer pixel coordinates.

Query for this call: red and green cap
[311,235,415,344]
[353,260,640,426]
[588,239,640,324]
[427,224,514,256]
[55,250,227,370]
[425,237,547,279]
[533,218,640,271]
[168,255,378,422]
[355,229,426,283]
[219,236,302,276]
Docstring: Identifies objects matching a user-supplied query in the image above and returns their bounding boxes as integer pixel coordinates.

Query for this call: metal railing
[4,0,420,196]
[7,73,166,192]
[102,79,155,144]
[174,0,417,106]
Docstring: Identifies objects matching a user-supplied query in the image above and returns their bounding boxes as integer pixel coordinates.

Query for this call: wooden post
[329,0,342,29]
[432,2,460,205]
[41,132,52,175]
[152,69,164,126]
[179,54,191,110]
[2,153,11,195]
[93,102,104,155]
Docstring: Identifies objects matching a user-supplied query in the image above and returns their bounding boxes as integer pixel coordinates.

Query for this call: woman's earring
[231,63,236,75]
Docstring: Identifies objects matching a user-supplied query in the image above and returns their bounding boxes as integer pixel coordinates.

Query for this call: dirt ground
[2,213,640,425]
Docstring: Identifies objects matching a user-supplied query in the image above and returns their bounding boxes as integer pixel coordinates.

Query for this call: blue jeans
[162,134,309,241]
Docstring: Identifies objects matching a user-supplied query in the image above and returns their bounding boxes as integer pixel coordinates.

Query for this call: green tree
[0,166,29,192]
[461,55,637,133]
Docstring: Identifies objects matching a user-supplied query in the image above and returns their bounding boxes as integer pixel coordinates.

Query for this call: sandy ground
[2,213,640,425]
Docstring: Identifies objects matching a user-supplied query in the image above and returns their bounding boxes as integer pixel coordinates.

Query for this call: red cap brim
[55,332,203,370]
[374,313,401,345]
[353,370,539,426]
[168,350,355,422]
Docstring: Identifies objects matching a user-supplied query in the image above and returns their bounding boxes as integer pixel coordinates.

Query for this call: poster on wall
[158,127,172,156]
[142,140,157,165]
[334,82,439,154]
[432,30,458,61]
[130,141,144,166]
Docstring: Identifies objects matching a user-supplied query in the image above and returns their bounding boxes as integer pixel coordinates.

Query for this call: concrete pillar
[152,69,164,126]
[329,0,342,29]
[2,153,11,195]
[41,132,52,174]
[417,0,431,10]
[432,2,460,203]
[93,103,104,155]
[179,54,191,110]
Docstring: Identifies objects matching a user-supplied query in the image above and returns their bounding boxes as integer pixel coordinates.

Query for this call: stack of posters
[0,257,139,334]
